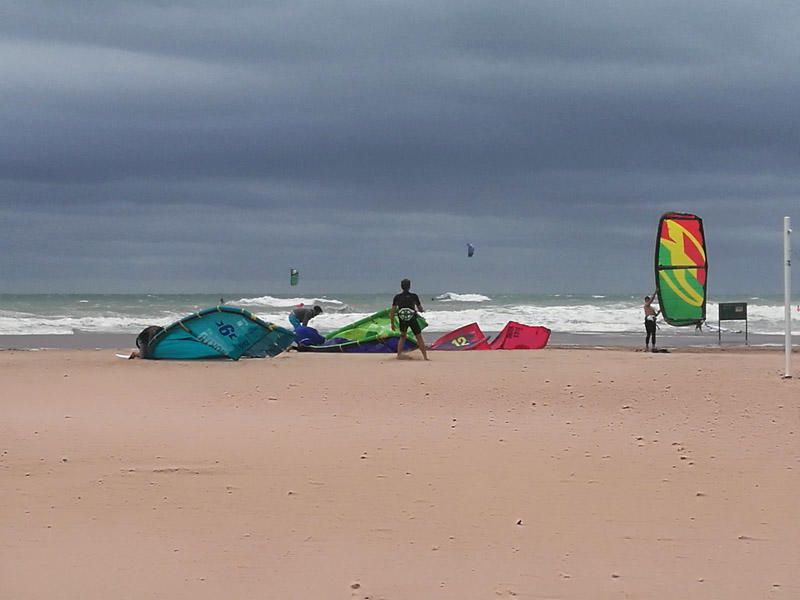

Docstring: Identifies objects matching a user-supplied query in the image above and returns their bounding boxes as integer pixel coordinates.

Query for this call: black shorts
[645,319,656,334]
[399,318,421,335]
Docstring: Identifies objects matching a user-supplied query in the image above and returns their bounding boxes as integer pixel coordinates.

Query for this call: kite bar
[656,265,709,270]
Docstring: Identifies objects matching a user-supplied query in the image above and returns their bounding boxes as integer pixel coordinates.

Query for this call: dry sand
[1,348,798,599]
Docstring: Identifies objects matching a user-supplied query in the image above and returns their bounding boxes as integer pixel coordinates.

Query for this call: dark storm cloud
[0,1,797,293]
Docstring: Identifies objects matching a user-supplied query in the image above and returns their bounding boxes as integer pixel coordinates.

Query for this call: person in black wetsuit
[389,278,429,360]
[643,291,659,352]
[289,305,322,329]
[128,325,164,359]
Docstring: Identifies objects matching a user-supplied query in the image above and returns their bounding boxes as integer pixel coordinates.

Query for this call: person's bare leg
[416,332,429,360]
[396,332,407,359]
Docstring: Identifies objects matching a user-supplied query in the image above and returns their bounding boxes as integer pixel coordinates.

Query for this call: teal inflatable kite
[140,306,294,360]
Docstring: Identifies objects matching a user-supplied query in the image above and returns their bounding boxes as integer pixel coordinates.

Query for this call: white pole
[784,216,792,379]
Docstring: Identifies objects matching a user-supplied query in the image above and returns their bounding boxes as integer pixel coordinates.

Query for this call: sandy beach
[2,348,797,599]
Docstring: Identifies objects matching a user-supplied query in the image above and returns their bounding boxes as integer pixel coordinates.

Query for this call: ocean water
[0,292,796,336]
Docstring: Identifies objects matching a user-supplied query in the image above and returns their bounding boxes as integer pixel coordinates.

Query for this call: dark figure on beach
[643,292,659,352]
[129,325,164,359]
[390,278,429,360]
[289,305,322,329]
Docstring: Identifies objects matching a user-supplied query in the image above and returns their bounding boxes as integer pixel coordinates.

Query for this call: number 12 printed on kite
[655,212,708,327]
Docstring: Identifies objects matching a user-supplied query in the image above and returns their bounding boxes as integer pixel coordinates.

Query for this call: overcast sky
[1,1,797,294]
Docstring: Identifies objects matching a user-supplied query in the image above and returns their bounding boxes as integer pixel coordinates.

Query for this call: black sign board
[719,302,747,320]
[718,302,748,344]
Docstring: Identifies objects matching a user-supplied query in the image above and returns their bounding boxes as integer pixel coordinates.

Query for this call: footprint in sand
[149,466,213,475]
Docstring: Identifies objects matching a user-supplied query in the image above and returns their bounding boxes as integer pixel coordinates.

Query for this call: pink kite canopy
[489,322,550,350]
[430,323,491,350]
[431,321,550,351]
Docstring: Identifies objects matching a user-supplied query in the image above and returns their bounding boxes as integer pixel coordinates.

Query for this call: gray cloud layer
[1,1,797,293]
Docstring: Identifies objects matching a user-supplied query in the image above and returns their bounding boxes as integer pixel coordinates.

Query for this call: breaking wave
[432,292,491,303]
[236,295,351,312]
[0,295,795,336]
[0,313,182,335]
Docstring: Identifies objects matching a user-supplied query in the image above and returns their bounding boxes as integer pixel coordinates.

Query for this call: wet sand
[0,327,777,350]
[1,349,798,599]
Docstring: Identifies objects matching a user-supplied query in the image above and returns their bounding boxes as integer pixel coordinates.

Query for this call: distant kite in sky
[655,212,708,326]
[467,243,475,258]
[289,268,299,286]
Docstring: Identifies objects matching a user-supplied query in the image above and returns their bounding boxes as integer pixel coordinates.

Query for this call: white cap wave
[236,295,351,312]
[432,292,491,302]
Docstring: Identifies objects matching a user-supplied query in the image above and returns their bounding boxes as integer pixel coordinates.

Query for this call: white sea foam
[0,295,796,336]
[0,314,180,335]
[0,309,39,318]
[432,292,491,302]
[236,295,351,312]
[274,303,648,335]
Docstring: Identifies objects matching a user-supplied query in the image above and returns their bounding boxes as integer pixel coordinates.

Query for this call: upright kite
[655,212,708,326]
[467,243,475,257]
[289,268,299,286]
